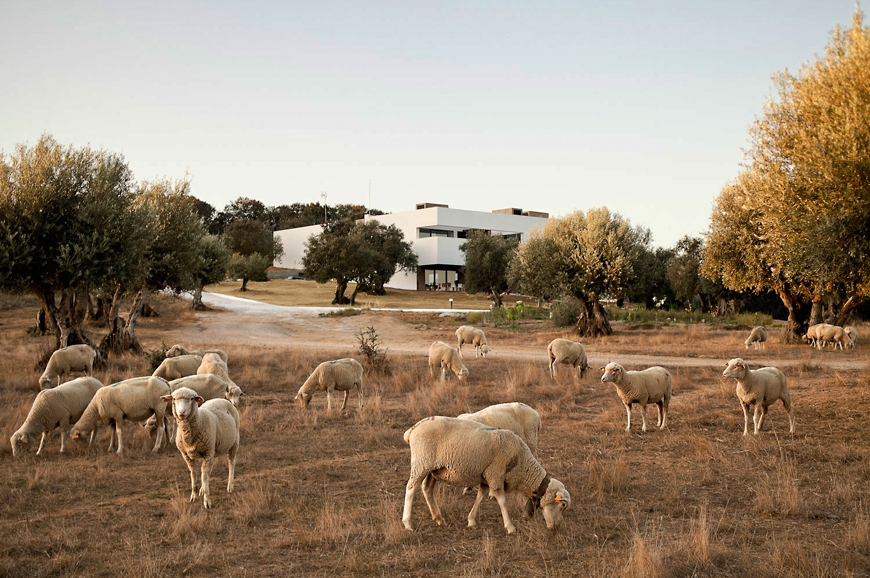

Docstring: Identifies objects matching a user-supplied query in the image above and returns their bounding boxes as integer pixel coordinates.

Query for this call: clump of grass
[587,449,629,501]
[623,522,666,578]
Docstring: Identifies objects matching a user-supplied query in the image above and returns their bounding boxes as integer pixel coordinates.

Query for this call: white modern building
[274,203,549,291]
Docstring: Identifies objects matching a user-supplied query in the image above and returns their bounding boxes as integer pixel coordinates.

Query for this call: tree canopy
[302,219,417,305]
[460,231,519,308]
[703,9,870,338]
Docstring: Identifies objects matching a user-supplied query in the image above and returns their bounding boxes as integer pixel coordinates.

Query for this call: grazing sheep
[295,358,364,411]
[844,326,858,349]
[455,325,491,358]
[428,341,469,381]
[70,376,170,453]
[153,354,202,381]
[197,352,232,383]
[166,344,228,363]
[803,323,826,348]
[163,387,240,509]
[722,358,795,435]
[547,338,589,379]
[818,324,849,350]
[600,362,672,432]
[744,326,768,350]
[11,377,103,456]
[457,402,541,456]
[401,416,570,535]
[38,344,97,389]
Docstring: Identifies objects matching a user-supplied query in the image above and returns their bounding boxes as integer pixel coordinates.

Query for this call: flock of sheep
[8,319,859,534]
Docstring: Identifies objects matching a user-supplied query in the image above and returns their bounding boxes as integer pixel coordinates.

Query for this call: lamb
[744,326,768,350]
[401,416,570,535]
[11,376,103,456]
[153,354,202,381]
[162,387,240,509]
[70,376,170,453]
[722,358,795,435]
[600,362,672,432]
[455,325,491,358]
[844,326,858,349]
[38,344,97,389]
[457,402,541,456]
[547,338,589,379]
[295,358,364,411]
[166,344,229,363]
[818,324,849,350]
[428,341,469,381]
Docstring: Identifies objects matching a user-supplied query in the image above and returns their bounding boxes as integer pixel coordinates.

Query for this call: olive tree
[0,135,140,351]
[460,230,519,308]
[704,9,870,338]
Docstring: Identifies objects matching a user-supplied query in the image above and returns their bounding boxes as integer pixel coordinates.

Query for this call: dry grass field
[1,290,869,578]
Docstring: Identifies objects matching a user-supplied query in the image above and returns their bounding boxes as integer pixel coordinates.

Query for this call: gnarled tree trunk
[777,288,810,343]
[574,295,613,337]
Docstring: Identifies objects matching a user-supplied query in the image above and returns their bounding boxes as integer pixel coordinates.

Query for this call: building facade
[273,203,549,291]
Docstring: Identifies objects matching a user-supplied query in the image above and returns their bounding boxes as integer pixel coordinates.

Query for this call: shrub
[356,326,389,373]
[145,340,169,372]
[551,298,581,327]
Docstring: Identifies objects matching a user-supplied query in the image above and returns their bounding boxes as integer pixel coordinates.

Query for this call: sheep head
[541,478,571,530]
[38,375,52,389]
[600,362,624,384]
[722,358,747,380]
[169,387,205,421]
[10,433,30,457]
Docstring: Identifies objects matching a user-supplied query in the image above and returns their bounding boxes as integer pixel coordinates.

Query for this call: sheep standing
[428,341,469,381]
[844,326,858,349]
[401,416,570,535]
[600,362,672,432]
[547,338,589,379]
[455,325,491,358]
[70,376,170,453]
[804,323,826,348]
[197,353,233,382]
[163,387,240,509]
[744,326,768,350]
[457,402,541,456]
[818,324,849,350]
[153,354,202,381]
[11,376,103,456]
[38,344,97,389]
[166,344,229,363]
[295,358,364,411]
[722,358,795,435]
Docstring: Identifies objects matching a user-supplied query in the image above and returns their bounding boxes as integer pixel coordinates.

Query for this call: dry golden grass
[1,293,869,577]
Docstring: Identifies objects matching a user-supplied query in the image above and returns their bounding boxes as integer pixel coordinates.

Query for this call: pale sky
[1,1,857,248]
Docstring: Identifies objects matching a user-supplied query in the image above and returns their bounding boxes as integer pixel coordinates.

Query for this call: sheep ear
[195,396,205,406]
[19,436,27,445]
[160,395,172,403]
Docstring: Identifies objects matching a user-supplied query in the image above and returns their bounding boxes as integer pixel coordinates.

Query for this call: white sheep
[547,338,589,379]
[428,341,469,381]
[295,358,364,411]
[166,344,229,363]
[457,402,541,456]
[600,362,673,432]
[38,344,97,389]
[153,354,202,381]
[455,325,491,358]
[144,374,244,444]
[744,326,768,350]
[197,352,233,382]
[803,323,825,348]
[70,376,170,453]
[162,386,240,509]
[818,324,849,350]
[844,326,858,349]
[401,416,570,535]
[11,376,104,456]
[722,358,795,435]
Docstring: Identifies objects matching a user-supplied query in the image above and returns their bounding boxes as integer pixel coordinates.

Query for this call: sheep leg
[467,484,488,528]
[624,403,633,431]
[489,486,516,535]
[115,418,124,454]
[441,365,447,381]
[107,423,116,452]
[340,390,349,412]
[755,405,767,434]
[421,473,445,526]
[782,398,795,433]
[741,402,752,436]
[640,404,648,432]
[549,360,556,378]
[457,343,464,358]
[326,388,333,411]
[227,446,237,493]
[36,431,48,455]
[357,384,364,409]
[201,455,214,508]
[659,401,668,429]
[402,472,427,531]
[183,455,198,502]
[150,414,164,453]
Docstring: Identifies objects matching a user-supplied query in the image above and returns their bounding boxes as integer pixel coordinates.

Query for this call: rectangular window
[419,228,454,238]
